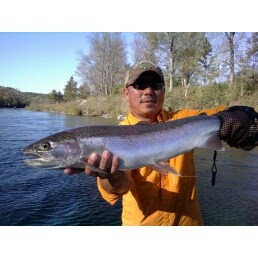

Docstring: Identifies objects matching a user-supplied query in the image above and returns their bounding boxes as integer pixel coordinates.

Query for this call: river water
[0,108,257,226]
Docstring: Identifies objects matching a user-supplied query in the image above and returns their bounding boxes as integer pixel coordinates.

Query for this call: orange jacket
[97,106,225,225]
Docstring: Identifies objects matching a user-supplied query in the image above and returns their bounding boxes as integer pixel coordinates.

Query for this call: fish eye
[39,142,51,151]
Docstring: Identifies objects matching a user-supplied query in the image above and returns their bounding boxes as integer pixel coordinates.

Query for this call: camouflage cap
[124,61,165,87]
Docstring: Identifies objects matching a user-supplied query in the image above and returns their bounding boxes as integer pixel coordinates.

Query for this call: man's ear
[123,87,129,100]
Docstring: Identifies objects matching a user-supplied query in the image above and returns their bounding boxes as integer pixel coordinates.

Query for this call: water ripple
[0,108,257,225]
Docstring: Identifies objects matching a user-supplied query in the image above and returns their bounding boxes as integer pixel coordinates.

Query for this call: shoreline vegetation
[1,33,257,119]
[25,84,257,120]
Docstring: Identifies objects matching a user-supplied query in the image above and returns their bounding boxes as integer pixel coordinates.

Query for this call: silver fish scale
[68,115,219,138]
[23,115,222,170]
[75,116,221,170]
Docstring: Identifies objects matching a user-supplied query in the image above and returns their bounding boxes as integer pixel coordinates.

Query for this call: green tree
[132,32,179,91]
[246,32,258,88]
[148,32,179,92]
[132,32,213,94]
[48,90,63,103]
[132,32,159,64]
[48,90,57,103]
[225,32,236,86]
[0,86,27,107]
[172,33,212,97]
[76,33,128,95]
[237,33,258,96]
[63,76,78,101]
[78,83,91,98]
[56,91,64,103]
[198,37,214,84]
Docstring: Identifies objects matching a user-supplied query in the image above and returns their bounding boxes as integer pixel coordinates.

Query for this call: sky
[0,32,135,94]
[1,0,256,96]
[0,32,254,94]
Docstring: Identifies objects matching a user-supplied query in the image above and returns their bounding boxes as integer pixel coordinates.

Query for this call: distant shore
[26,85,258,119]
[26,94,128,120]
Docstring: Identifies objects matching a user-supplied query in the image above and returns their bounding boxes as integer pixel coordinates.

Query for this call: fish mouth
[23,150,60,168]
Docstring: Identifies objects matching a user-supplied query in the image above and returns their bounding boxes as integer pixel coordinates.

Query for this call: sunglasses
[131,81,164,91]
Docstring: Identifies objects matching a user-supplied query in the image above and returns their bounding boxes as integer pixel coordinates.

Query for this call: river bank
[26,85,258,119]
[26,94,128,120]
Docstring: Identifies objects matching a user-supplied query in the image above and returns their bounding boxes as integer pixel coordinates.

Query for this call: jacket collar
[127,110,169,125]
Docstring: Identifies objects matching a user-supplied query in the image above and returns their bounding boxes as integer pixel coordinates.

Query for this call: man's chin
[140,105,160,115]
[141,102,157,108]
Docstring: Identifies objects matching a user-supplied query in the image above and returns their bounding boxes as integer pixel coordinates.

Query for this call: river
[0,108,257,225]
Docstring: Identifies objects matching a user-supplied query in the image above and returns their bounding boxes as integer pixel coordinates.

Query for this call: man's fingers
[85,153,100,176]
[111,156,119,174]
[65,151,119,178]
[99,150,112,171]
[64,168,84,175]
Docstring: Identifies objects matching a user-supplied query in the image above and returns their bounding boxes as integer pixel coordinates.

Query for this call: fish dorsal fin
[150,162,181,176]
[198,133,225,151]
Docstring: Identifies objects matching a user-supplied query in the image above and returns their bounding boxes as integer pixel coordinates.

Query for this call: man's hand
[65,150,119,178]
[64,150,119,178]
[64,150,131,195]
[215,106,258,151]
[86,150,120,178]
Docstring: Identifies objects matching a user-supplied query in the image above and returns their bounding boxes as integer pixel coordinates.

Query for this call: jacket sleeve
[96,116,130,205]
[97,178,120,205]
[173,106,226,119]
[197,106,226,116]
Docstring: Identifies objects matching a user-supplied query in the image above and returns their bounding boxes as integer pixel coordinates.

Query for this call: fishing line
[174,152,218,183]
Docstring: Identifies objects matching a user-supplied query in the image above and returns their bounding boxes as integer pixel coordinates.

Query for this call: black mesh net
[215,106,258,151]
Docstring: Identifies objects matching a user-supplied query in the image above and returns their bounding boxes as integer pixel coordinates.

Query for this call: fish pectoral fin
[150,162,181,176]
[68,160,109,175]
[75,160,109,175]
[198,133,225,151]
[84,162,109,175]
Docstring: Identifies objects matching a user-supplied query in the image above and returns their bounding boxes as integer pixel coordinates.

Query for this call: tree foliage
[63,76,78,101]
[8,32,256,110]
[48,90,63,103]
[130,32,257,94]
[0,86,27,107]
[76,33,128,95]
[132,32,213,97]
[78,83,91,98]
[132,33,158,64]
[236,33,258,96]
[0,86,46,107]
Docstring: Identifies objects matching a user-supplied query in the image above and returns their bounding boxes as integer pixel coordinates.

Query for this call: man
[65,61,257,226]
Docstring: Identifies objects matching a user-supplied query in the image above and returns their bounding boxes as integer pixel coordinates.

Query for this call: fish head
[23,131,81,169]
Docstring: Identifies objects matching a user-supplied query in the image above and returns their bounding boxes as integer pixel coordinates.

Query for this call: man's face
[124,72,165,121]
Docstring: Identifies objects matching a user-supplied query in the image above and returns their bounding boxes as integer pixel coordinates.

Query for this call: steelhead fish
[23,115,224,176]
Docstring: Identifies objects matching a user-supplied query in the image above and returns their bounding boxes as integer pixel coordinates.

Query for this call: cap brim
[125,69,164,87]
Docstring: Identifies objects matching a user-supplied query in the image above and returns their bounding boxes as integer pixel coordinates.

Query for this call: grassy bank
[26,85,258,119]
[26,95,129,119]
[164,84,258,111]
